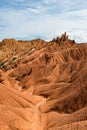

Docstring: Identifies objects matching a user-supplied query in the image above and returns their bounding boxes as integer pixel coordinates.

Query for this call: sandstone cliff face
[0,34,87,130]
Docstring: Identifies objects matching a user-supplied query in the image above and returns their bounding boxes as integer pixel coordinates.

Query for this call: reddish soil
[0,33,87,130]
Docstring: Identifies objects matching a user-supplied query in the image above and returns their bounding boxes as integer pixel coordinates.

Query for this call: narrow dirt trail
[30,96,46,130]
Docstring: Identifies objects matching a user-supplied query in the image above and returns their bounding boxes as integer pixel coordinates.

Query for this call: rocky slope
[0,33,87,130]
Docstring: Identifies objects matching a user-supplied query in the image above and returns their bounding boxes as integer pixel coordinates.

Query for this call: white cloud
[27,8,40,14]
[43,0,57,4]
[44,0,49,4]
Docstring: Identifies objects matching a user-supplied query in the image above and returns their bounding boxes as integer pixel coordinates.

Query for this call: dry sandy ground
[0,35,87,130]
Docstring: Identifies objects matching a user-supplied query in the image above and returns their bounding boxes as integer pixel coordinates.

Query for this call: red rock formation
[0,34,87,130]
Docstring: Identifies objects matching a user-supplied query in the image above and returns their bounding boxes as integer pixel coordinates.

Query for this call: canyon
[0,33,87,130]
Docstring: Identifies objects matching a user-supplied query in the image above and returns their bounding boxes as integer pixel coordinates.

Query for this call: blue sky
[0,0,87,42]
